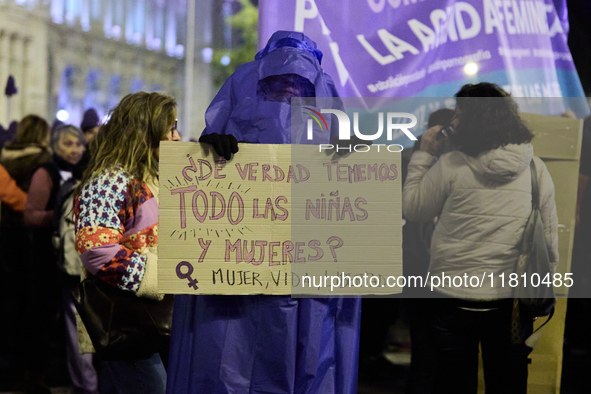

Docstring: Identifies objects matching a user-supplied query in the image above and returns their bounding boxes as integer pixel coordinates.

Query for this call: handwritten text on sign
[158,142,401,295]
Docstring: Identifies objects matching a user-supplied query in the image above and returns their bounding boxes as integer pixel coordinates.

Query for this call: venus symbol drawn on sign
[176,261,199,290]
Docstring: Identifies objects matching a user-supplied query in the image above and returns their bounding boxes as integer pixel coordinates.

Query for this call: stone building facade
[0,0,215,139]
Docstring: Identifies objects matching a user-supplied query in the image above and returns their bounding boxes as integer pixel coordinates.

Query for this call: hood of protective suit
[202,30,341,144]
[463,143,534,183]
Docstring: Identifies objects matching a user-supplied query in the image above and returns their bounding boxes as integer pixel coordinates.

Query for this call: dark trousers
[430,298,533,394]
[406,298,436,394]
[359,298,399,359]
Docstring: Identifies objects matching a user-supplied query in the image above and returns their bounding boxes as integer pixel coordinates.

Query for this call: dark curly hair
[450,83,534,157]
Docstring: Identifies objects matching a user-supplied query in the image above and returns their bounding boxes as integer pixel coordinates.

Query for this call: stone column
[0,30,9,124]
[164,0,177,55]
[47,30,63,122]
[9,34,24,122]
[20,36,31,118]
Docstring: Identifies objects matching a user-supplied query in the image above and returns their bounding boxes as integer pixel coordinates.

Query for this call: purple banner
[259,0,588,115]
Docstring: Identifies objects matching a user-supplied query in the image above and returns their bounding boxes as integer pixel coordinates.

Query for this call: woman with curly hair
[74,92,180,393]
[403,83,558,394]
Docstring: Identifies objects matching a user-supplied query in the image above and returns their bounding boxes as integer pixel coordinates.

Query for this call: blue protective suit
[166,31,361,394]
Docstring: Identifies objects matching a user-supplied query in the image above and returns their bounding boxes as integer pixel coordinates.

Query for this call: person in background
[167,31,360,394]
[402,108,455,394]
[52,128,100,394]
[77,108,101,181]
[80,108,100,143]
[403,83,558,394]
[358,108,456,387]
[0,114,52,393]
[26,125,85,228]
[22,125,85,393]
[74,92,180,393]
[0,116,51,193]
[1,122,7,149]
[0,121,18,150]
[0,163,27,212]
[51,119,65,135]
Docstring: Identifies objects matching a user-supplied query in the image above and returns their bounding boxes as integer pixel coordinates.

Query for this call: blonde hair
[14,115,49,145]
[81,92,176,187]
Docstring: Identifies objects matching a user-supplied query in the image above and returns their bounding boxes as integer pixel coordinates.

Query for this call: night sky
[567,0,591,96]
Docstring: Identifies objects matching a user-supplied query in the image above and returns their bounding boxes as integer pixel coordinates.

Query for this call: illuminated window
[153,2,164,50]
[65,0,81,26]
[122,0,145,45]
[51,0,65,24]
[165,1,177,56]
[134,0,145,45]
[105,0,124,39]
[126,0,135,43]
[81,0,90,31]
[90,0,101,22]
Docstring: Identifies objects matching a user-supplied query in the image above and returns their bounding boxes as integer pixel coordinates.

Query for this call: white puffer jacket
[403,143,559,299]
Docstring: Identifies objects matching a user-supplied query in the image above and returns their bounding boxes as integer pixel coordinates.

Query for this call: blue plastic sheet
[166,31,361,394]
[201,31,342,145]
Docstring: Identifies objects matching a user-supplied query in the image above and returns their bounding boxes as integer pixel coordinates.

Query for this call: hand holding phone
[420,125,446,155]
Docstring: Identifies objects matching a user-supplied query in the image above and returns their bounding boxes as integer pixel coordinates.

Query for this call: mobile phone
[436,124,454,140]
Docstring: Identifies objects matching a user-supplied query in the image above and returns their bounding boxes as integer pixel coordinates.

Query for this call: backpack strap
[528,159,556,332]
[520,160,540,255]
[511,159,555,345]
[530,159,539,210]
[533,307,555,335]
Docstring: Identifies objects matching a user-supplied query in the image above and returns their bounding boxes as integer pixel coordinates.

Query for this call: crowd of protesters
[0,30,586,394]
[0,111,99,393]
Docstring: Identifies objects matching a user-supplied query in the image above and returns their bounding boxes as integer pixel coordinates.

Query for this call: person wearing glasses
[74,92,180,393]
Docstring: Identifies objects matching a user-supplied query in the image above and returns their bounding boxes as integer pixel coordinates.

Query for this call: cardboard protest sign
[158,142,401,295]
[475,114,583,394]
[522,113,582,296]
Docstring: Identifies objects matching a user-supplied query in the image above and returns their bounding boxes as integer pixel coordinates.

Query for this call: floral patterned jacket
[74,168,161,299]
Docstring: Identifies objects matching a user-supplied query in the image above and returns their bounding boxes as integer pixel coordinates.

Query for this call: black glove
[199,133,239,160]
[331,135,373,156]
